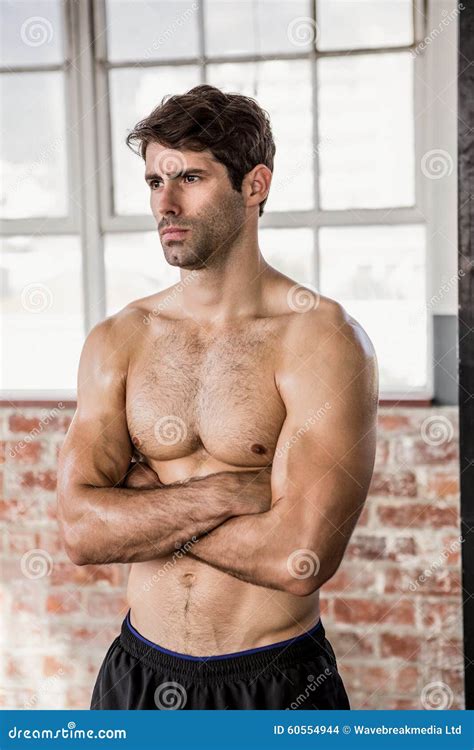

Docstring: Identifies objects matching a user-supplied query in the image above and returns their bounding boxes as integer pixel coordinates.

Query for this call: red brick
[51,562,121,587]
[423,471,460,500]
[369,471,418,497]
[322,566,379,595]
[384,567,461,596]
[333,597,415,626]
[328,630,376,658]
[378,415,414,432]
[377,502,458,529]
[46,591,83,615]
[20,470,56,491]
[0,498,42,522]
[394,437,458,466]
[394,665,420,692]
[86,592,128,618]
[346,534,386,560]
[43,656,73,678]
[7,441,44,464]
[419,600,462,634]
[380,632,422,660]
[9,415,43,434]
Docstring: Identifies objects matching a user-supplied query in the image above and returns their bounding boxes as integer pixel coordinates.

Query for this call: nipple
[251,443,267,455]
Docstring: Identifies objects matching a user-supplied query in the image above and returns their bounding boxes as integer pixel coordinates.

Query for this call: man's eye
[150,180,161,189]
[184,175,199,183]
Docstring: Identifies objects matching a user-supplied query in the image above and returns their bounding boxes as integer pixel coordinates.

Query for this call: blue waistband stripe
[125,610,322,662]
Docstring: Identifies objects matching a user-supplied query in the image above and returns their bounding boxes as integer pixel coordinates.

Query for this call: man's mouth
[161,227,190,241]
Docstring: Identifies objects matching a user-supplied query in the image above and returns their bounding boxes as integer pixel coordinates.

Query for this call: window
[1,0,430,398]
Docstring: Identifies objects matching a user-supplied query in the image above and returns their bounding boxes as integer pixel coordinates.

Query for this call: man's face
[145,143,247,270]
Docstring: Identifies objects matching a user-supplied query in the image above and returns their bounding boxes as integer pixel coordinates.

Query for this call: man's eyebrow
[144,167,210,182]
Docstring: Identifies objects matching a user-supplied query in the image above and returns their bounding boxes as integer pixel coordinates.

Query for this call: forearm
[63,472,243,565]
[188,505,289,592]
[188,501,333,596]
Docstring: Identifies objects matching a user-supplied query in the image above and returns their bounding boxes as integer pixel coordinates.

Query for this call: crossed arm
[58,305,378,597]
[185,309,379,595]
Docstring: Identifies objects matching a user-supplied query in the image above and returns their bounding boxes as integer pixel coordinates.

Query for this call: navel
[250,443,267,455]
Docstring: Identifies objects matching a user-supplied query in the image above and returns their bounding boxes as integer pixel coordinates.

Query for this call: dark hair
[126,84,275,217]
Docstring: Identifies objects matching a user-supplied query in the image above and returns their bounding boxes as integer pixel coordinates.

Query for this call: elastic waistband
[120,610,327,682]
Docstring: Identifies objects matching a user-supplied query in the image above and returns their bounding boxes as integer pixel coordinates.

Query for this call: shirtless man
[57,85,378,710]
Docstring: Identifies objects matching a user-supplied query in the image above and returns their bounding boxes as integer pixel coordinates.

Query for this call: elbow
[281,551,338,597]
[60,521,91,566]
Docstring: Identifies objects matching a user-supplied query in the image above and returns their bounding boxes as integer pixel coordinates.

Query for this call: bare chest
[126,321,287,467]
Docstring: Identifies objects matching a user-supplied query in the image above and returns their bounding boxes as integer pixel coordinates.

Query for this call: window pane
[1,0,64,66]
[110,66,201,216]
[1,72,68,218]
[105,232,180,315]
[319,225,427,391]
[207,60,314,211]
[261,228,314,285]
[316,0,413,51]
[317,52,415,209]
[1,235,83,391]
[204,0,313,57]
[105,0,199,62]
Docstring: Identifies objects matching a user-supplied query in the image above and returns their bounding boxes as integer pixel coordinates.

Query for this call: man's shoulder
[282,286,376,366]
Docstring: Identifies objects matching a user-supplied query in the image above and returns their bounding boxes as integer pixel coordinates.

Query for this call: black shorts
[90,609,350,710]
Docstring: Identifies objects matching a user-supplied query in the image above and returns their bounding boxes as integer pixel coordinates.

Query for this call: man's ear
[245,164,272,207]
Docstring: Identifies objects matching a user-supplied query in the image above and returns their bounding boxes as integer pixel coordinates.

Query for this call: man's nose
[156,180,181,215]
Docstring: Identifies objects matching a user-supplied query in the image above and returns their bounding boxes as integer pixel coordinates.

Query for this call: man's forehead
[145,143,217,171]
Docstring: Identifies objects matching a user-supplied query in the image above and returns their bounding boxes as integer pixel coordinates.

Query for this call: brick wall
[0,404,463,709]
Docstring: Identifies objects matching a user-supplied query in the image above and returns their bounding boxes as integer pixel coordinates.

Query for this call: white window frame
[1,0,434,401]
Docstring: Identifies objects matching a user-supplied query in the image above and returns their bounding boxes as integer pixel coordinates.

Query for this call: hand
[231,466,273,515]
[123,462,163,490]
